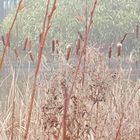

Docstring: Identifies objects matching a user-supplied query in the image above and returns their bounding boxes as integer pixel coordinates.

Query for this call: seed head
[23,37,28,50]
[108,47,112,59]
[66,44,71,61]
[52,40,55,53]
[117,43,122,57]
[1,35,5,46]
[13,47,19,58]
[28,40,32,51]
[76,38,81,55]
[39,32,43,45]
[28,51,34,62]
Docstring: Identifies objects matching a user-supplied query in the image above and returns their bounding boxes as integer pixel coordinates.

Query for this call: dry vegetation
[0,0,140,140]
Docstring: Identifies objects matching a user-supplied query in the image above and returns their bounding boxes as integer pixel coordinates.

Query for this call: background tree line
[0,0,140,58]
[0,0,18,21]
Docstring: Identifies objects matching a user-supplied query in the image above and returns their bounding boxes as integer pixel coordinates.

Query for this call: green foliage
[92,0,140,51]
[0,0,140,52]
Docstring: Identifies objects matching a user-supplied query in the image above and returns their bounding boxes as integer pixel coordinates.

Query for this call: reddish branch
[62,82,68,140]
[68,0,98,100]
[87,0,97,34]
[60,0,98,139]
[115,113,124,140]
[0,0,23,69]
[82,0,97,86]
[24,1,57,139]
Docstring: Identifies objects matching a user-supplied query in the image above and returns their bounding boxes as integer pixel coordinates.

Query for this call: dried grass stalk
[24,1,57,139]
[0,0,24,69]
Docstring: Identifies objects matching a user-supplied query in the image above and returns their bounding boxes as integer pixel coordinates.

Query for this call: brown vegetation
[0,0,140,140]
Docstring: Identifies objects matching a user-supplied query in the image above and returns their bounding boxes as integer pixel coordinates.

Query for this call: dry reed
[0,0,24,69]
[0,0,140,140]
[24,0,57,139]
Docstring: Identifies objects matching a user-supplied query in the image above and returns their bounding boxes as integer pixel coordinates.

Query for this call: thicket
[0,1,139,139]
[0,0,140,52]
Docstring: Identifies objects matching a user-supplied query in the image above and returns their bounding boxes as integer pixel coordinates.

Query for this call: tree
[1,0,140,53]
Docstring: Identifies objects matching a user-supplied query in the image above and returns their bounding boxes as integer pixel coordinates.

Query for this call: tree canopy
[0,0,140,53]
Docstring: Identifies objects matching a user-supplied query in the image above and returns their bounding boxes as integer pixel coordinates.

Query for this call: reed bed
[0,0,140,140]
[0,45,140,140]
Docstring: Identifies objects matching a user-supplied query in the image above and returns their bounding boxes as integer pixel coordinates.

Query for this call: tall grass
[0,0,140,140]
[0,45,139,139]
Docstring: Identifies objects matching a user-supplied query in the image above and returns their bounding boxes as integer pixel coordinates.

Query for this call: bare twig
[0,0,23,69]
[24,1,57,139]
